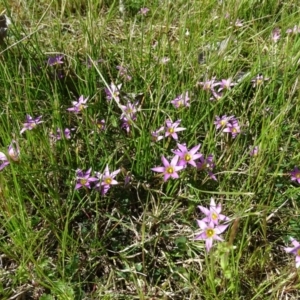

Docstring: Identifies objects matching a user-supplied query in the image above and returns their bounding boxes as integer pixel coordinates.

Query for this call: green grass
[1,0,300,299]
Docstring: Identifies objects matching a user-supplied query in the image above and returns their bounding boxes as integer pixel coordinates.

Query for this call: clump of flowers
[170,92,190,108]
[284,238,300,268]
[195,198,230,252]
[0,140,20,171]
[290,167,300,184]
[151,155,184,182]
[67,95,89,113]
[50,128,72,141]
[20,115,43,134]
[215,115,240,138]
[139,7,150,15]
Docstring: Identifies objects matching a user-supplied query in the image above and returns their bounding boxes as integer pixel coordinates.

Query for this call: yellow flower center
[256,79,263,85]
[212,212,218,220]
[169,128,174,134]
[166,166,174,174]
[80,179,87,185]
[220,120,226,126]
[177,100,183,107]
[232,128,237,133]
[297,249,300,256]
[206,229,215,238]
[29,123,37,129]
[296,173,300,179]
[184,154,191,161]
[105,177,112,185]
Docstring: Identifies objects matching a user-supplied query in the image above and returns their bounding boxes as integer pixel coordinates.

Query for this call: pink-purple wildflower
[195,220,229,252]
[151,126,165,142]
[116,65,132,81]
[151,155,184,182]
[197,154,217,181]
[50,128,72,141]
[223,118,241,138]
[284,238,300,268]
[250,146,259,157]
[105,83,122,102]
[172,143,202,168]
[271,28,281,42]
[290,167,300,184]
[20,115,43,134]
[75,168,98,190]
[47,55,64,66]
[198,198,230,225]
[170,92,190,108]
[251,74,269,87]
[0,140,20,171]
[214,115,235,129]
[67,95,89,113]
[214,78,236,92]
[197,77,216,91]
[165,119,186,140]
[286,25,300,34]
[139,7,150,15]
[96,165,120,195]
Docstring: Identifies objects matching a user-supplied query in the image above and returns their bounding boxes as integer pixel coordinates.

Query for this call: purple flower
[121,115,136,133]
[85,58,103,68]
[20,115,43,134]
[290,167,300,184]
[250,146,259,157]
[139,7,150,15]
[172,143,202,167]
[223,119,240,138]
[195,220,229,252]
[105,83,122,102]
[170,92,190,108]
[151,126,165,142]
[151,155,184,182]
[214,115,235,129]
[284,238,300,268]
[271,28,281,42]
[210,89,222,101]
[47,55,64,66]
[197,77,216,91]
[0,140,20,171]
[96,165,120,195]
[96,119,106,131]
[50,128,72,141]
[213,78,236,92]
[286,25,300,34]
[198,198,230,225]
[75,168,98,190]
[251,74,269,87]
[120,102,139,119]
[165,119,186,140]
[67,95,89,113]
[197,154,217,181]
[116,65,132,81]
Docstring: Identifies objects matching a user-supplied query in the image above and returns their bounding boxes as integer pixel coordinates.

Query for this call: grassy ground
[0,0,300,299]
